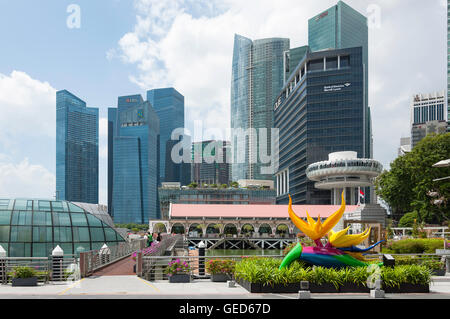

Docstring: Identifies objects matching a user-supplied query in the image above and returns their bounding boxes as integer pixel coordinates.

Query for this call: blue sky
[0,0,447,204]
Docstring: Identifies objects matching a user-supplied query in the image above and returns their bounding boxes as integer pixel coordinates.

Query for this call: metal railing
[0,255,80,285]
[141,255,284,281]
[80,239,146,277]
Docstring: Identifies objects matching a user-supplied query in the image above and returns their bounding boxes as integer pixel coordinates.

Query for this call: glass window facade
[230,34,290,181]
[0,199,125,257]
[56,90,99,204]
[147,88,186,184]
[109,96,160,224]
[274,47,365,205]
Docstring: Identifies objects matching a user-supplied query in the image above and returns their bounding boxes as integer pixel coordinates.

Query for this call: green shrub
[383,239,444,254]
[206,259,236,275]
[8,266,37,279]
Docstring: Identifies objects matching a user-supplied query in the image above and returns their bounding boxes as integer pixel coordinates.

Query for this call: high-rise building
[410,91,447,148]
[447,0,450,132]
[308,1,371,159]
[147,88,185,184]
[230,34,290,182]
[191,140,230,186]
[108,95,160,224]
[274,47,365,205]
[284,46,310,84]
[56,90,98,204]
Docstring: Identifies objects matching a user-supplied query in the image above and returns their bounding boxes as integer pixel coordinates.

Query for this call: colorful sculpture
[279,192,383,269]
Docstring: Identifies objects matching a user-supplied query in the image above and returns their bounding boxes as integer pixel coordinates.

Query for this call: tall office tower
[308,1,371,159]
[56,90,98,204]
[109,95,160,224]
[284,46,310,84]
[274,47,365,205]
[147,88,185,184]
[107,94,144,218]
[192,140,231,186]
[410,91,447,148]
[164,135,192,186]
[230,34,290,182]
[448,0,450,132]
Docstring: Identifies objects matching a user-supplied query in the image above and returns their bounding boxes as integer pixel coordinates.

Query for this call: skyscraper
[191,140,230,186]
[308,1,371,159]
[56,90,98,204]
[274,47,365,205]
[108,95,160,224]
[147,88,185,184]
[448,0,450,132]
[410,91,447,148]
[230,34,289,182]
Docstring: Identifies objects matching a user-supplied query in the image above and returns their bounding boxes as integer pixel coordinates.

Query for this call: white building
[411,91,447,148]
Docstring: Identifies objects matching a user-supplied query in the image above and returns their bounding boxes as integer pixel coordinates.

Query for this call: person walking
[147,233,153,247]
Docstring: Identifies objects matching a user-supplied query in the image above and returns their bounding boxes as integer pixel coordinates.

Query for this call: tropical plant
[165,259,190,276]
[382,238,444,254]
[8,266,37,279]
[206,259,236,275]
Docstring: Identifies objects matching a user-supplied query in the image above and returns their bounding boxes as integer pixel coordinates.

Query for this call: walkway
[92,256,135,276]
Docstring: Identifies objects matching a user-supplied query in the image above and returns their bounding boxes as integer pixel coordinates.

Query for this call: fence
[0,255,80,285]
[80,239,146,277]
[140,255,285,281]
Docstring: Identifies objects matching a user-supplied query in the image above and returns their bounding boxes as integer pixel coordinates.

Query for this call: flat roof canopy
[169,204,359,219]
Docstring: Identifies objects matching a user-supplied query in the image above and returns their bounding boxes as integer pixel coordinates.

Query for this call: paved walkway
[0,275,449,299]
[92,256,135,276]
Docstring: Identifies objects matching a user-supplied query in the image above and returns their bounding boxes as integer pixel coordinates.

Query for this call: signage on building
[126,98,138,103]
[315,11,329,21]
[323,83,351,92]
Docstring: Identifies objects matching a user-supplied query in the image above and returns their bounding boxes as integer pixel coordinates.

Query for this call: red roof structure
[169,204,359,219]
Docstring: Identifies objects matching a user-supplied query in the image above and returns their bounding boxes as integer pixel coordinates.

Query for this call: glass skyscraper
[230,34,289,182]
[308,1,371,159]
[56,90,98,204]
[147,88,185,184]
[108,95,160,224]
[274,47,365,205]
[448,0,450,132]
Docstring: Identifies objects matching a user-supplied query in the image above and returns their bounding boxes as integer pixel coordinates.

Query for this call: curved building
[0,198,126,257]
[306,152,382,205]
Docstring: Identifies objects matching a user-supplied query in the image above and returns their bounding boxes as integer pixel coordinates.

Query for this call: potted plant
[422,259,446,276]
[165,259,190,283]
[9,266,39,287]
[206,259,236,282]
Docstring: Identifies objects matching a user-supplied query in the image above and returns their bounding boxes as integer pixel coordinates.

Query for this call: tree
[375,133,450,224]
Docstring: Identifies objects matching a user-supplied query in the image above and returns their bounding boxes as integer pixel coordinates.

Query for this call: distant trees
[375,133,449,225]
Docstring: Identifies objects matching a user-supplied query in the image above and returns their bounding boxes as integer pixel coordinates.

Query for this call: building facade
[230,34,290,182]
[108,95,160,224]
[0,198,125,257]
[56,90,98,204]
[191,140,230,186]
[158,186,276,220]
[308,1,371,159]
[147,88,185,184]
[410,91,447,148]
[274,47,365,205]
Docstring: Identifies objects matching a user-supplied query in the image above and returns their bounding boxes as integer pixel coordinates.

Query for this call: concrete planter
[384,283,429,293]
[309,283,339,293]
[211,273,232,282]
[431,269,446,276]
[169,273,190,283]
[12,277,38,287]
[339,283,370,293]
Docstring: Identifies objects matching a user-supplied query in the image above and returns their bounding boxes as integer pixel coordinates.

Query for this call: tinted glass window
[10,226,32,242]
[68,203,84,213]
[0,211,11,225]
[71,213,87,226]
[0,226,10,241]
[90,228,105,242]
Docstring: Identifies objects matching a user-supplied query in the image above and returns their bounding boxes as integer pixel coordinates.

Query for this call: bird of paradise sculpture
[279,192,383,269]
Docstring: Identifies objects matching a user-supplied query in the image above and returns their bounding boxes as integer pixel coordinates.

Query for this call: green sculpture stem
[279,243,303,269]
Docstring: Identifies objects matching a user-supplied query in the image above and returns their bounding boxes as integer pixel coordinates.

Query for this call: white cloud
[112,0,446,169]
[0,70,56,143]
[0,158,55,199]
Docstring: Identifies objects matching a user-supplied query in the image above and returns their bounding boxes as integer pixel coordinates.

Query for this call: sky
[0,0,447,205]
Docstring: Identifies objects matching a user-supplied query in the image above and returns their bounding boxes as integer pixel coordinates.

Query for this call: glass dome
[0,199,126,257]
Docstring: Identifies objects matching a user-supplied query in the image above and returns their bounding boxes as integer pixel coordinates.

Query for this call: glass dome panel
[10,226,32,242]
[104,227,117,241]
[54,227,72,242]
[68,202,85,213]
[70,213,88,226]
[0,200,11,210]
[0,211,11,225]
[51,201,64,212]
[86,214,102,227]
[90,227,105,242]
[0,226,10,241]
[38,200,51,211]
[53,213,72,226]
[73,227,90,242]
